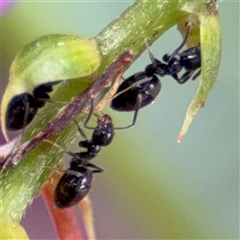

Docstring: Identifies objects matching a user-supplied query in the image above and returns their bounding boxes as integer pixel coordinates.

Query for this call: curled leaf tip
[178,1,221,142]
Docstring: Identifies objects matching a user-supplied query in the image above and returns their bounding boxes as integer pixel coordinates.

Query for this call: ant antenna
[140,27,158,67]
[144,38,157,67]
[82,98,97,130]
[167,22,192,62]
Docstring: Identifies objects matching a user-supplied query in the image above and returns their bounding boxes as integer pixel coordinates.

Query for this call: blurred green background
[1,1,239,239]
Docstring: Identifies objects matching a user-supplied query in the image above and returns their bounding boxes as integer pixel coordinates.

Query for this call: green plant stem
[0,0,206,224]
[95,0,184,66]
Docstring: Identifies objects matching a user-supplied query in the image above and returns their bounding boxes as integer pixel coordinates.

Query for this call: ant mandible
[110,22,201,128]
[52,100,114,208]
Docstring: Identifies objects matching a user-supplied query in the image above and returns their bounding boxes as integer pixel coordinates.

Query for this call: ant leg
[43,165,84,177]
[83,98,101,130]
[43,139,82,162]
[192,69,201,80]
[170,73,181,83]
[73,98,96,133]
[86,162,103,173]
[170,71,193,85]
[43,139,93,171]
[177,71,194,84]
[114,94,142,130]
[129,94,142,128]
[84,98,95,129]
[72,119,88,140]
[167,22,192,62]
[112,76,152,100]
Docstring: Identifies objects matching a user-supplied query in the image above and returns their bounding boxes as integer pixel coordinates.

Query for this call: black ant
[1,80,62,141]
[162,45,201,84]
[50,101,114,208]
[110,23,201,127]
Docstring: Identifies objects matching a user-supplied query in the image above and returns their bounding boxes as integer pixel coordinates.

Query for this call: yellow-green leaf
[178,2,221,142]
[0,220,29,240]
[10,34,101,85]
[1,34,101,141]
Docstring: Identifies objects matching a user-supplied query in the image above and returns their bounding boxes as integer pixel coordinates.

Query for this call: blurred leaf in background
[0,0,16,14]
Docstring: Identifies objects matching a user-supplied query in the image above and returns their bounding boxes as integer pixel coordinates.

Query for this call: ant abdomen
[54,162,93,208]
[111,72,161,112]
[6,93,38,130]
[2,80,62,141]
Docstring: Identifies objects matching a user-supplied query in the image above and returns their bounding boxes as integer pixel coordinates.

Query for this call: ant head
[97,114,113,126]
[92,114,114,147]
[162,54,170,62]
[145,49,170,78]
[146,58,169,78]
[145,63,158,76]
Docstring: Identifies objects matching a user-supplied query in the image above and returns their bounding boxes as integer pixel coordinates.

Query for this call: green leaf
[0,0,221,230]
[1,34,101,141]
[178,1,221,142]
[0,220,29,239]
[10,34,101,84]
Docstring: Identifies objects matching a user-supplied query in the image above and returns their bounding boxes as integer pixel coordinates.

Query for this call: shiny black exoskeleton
[162,46,201,84]
[54,111,114,208]
[110,62,162,128]
[111,23,201,127]
[6,80,62,130]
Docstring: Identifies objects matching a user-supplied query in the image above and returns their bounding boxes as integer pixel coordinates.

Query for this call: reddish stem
[42,172,84,240]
